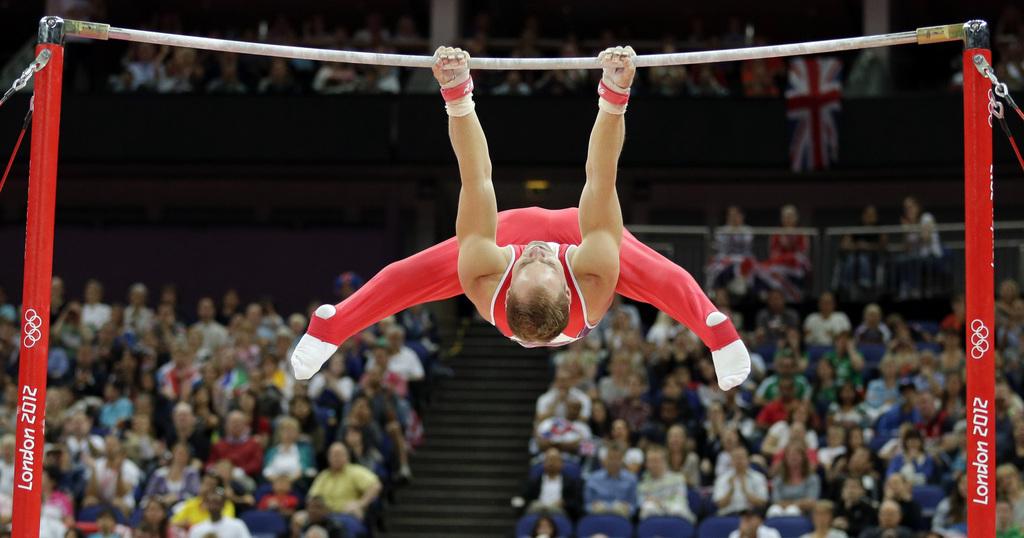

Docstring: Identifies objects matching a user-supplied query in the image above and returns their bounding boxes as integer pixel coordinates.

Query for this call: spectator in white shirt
[729,508,783,538]
[378,327,424,382]
[191,297,229,354]
[123,282,155,334]
[536,368,592,421]
[803,292,851,346]
[84,435,143,514]
[81,279,112,332]
[714,446,769,516]
[638,445,696,522]
[307,354,355,405]
[188,485,252,538]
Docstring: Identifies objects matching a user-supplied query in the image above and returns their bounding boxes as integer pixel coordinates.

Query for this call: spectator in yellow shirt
[171,473,235,528]
[308,442,382,520]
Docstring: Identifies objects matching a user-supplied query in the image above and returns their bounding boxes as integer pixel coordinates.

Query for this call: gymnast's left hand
[598,45,637,89]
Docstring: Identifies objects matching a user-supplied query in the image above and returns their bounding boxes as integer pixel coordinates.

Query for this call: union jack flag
[786,57,842,172]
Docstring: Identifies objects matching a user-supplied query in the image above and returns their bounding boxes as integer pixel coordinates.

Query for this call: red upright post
[962,20,996,538]
[12,17,65,538]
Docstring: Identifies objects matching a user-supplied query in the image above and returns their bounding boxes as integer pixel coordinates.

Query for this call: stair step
[414,450,526,462]
[385,528,495,532]
[427,426,531,439]
[420,437,526,450]
[430,403,536,415]
[449,357,550,369]
[452,368,550,380]
[438,388,543,401]
[396,487,513,503]
[426,414,534,427]
[414,463,526,478]
[404,476,522,489]
[384,516,515,534]
[455,346,550,358]
[442,377,548,388]
[390,503,514,517]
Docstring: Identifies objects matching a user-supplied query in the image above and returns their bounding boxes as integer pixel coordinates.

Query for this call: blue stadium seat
[529,460,582,481]
[77,505,127,524]
[697,516,739,538]
[576,514,632,538]
[240,509,287,538]
[253,482,273,502]
[916,341,942,354]
[686,488,703,518]
[913,484,946,517]
[514,513,572,538]
[857,343,887,366]
[807,344,832,362]
[637,516,695,538]
[755,344,777,363]
[330,513,368,537]
[909,320,940,336]
[765,516,813,538]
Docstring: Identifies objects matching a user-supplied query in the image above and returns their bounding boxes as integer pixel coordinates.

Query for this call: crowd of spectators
[706,196,948,305]
[516,273,1024,537]
[0,273,439,537]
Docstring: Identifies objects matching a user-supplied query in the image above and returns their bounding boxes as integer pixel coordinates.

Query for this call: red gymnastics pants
[306,207,740,351]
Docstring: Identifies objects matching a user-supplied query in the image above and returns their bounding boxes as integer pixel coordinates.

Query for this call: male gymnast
[292,46,751,391]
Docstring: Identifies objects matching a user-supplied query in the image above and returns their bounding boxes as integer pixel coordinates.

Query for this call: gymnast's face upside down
[505,241,572,345]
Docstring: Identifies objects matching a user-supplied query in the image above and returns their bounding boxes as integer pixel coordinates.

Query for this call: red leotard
[306,207,739,351]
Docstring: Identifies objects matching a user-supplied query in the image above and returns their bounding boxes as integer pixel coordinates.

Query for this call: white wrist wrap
[446,95,476,117]
[598,98,627,115]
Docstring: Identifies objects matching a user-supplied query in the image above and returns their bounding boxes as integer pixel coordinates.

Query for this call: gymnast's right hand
[432,46,470,88]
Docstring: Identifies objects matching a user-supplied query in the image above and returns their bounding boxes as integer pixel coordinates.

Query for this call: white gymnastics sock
[707,311,752,391]
[290,305,340,380]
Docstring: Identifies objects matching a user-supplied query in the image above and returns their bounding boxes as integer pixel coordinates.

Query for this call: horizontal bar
[58,18,964,70]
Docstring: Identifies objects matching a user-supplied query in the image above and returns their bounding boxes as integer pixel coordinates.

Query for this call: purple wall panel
[0,226,395,315]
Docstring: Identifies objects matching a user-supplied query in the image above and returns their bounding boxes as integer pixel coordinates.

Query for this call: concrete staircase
[383,321,551,538]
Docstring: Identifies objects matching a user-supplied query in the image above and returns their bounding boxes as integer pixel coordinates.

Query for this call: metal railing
[626,221,1024,301]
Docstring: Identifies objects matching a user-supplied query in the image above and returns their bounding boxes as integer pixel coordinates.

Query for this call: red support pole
[12,17,64,538]
[963,20,995,538]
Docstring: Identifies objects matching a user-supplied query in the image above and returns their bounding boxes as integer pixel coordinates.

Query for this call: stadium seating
[576,514,633,538]
[77,505,128,524]
[637,516,696,538]
[240,509,287,538]
[913,484,946,517]
[697,516,740,538]
[765,516,814,538]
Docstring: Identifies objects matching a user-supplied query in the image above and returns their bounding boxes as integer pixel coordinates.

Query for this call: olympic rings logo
[22,309,42,349]
[970,319,989,360]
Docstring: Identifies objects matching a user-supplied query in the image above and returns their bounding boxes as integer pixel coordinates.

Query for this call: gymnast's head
[506,241,570,344]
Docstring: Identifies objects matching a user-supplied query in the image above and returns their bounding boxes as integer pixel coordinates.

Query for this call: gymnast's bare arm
[571,46,635,321]
[432,47,509,317]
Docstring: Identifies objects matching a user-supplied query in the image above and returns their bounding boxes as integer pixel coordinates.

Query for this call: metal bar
[58,18,963,69]
[823,221,1024,236]
[627,224,712,235]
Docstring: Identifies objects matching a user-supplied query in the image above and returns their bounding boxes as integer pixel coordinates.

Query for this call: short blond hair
[507,287,569,343]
